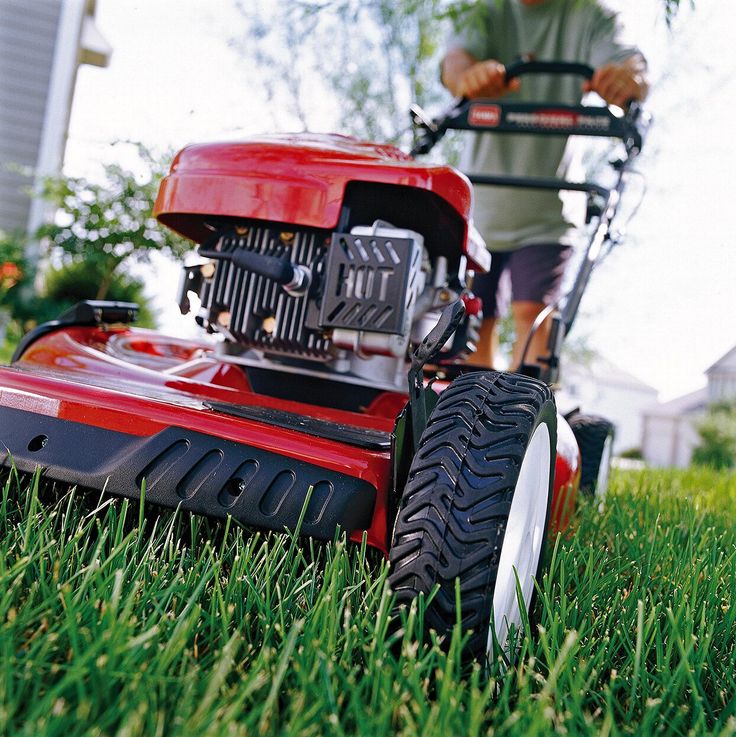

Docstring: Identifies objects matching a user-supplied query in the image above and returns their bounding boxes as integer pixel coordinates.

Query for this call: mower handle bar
[460,60,595,112]
[504,58,594,82]
[409,59,646,157]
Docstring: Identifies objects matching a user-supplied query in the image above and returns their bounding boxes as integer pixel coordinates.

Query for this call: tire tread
[388,370,556,660]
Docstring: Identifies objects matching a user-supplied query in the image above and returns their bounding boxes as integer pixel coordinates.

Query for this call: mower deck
[1,325,397,552]
[1,321,581,553]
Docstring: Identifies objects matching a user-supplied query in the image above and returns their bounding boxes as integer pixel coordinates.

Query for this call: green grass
[1,467,735,736]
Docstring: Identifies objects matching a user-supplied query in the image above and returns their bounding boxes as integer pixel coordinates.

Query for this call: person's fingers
[597,77,619,102]
[460,65,488,97]
[477,61,504,96]
[590,67,626,105]
[593,66,616,91]
[589,65,637,106]
[458,68,479,97]
[480,60,505,80]
[594,67,617,96]
[611,78,640,107]
[603,77,633,106]
[459,60,520,98]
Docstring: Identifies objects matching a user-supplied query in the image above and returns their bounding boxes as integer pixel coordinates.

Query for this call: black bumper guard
[0,406,376,539]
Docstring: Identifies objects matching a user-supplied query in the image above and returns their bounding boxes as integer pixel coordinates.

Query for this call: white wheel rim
[595,433,614,499]
[489,422,551,656]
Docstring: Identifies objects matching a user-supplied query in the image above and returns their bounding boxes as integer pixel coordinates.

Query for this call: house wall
[0,0,63,233]
[641,413,701,468]
[708,372,736,403]
[558,370,658,454]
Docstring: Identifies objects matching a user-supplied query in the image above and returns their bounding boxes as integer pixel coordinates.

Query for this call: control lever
[407,299,466,451]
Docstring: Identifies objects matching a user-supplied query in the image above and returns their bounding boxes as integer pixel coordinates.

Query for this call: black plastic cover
[12,301,139,363]
[0,406,377,539]
[319,232,415,335]
[204,401,392,451]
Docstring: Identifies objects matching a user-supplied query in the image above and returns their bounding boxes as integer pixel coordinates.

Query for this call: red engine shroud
[153,133,490,272]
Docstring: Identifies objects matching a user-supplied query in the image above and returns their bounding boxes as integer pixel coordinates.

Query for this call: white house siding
[640,387,709,468]
[641,413,702,468]
[707,372,736,403]
[557,358,659,454]
[706,346,736,403]
[0,0,62,233]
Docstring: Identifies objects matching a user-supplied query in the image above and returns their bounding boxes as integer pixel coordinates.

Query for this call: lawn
[1,467,734,736]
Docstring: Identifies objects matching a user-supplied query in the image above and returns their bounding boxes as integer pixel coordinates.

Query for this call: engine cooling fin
[199,224,332,359]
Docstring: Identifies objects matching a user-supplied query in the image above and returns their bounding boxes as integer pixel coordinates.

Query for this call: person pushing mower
[441,0,649,370]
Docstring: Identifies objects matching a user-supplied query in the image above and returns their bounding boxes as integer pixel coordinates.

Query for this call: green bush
[37,144,190,302]
[0,230,33,319]
[619,447,644,460]
[2,145,188,360]
[692,401,736,470]
[42,262,155,328]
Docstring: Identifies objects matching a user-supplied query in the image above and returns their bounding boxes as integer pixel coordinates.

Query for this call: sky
[65,0,736,401]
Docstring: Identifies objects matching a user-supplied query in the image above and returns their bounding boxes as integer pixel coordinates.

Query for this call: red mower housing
[2,133,579,556]
[4,102,615,661]
[3,57,652,661]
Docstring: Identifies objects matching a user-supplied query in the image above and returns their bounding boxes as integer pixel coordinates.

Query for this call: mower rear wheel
[388,371,556,662]
[567,414,615,498]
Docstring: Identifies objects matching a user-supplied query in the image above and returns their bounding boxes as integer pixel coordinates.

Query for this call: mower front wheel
[388,371,556,662]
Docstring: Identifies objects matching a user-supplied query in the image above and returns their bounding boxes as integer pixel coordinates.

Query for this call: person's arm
[583,53,649,108]
[441,47,520,99]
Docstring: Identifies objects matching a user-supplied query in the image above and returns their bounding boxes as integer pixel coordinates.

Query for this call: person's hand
[583,61,647,108]
[456,60,521,99]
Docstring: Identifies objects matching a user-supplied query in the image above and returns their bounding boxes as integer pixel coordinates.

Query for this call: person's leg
[468,316,498,367]
[466,253,509,367]
[511,300,550,368]
[507,243,573,370]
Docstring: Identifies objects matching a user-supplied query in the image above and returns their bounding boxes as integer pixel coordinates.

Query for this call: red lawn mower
[0,62,647,660]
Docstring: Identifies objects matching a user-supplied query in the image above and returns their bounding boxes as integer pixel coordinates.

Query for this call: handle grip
[505,59,594,82]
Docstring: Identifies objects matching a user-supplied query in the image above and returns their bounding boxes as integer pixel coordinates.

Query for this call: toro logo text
[468,104,501,128]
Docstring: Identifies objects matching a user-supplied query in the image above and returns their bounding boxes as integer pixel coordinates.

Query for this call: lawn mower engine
[183,219,468,389]
[160,135,487,397]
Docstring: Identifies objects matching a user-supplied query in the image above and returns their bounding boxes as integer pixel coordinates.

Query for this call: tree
[692,402,736,471]
[235,0,454,143]
[37,144,190,301]
[237,0,693,143]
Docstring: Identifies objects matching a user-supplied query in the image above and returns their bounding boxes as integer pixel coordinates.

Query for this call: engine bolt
[235,226,249,236]
[262,316,277,334]
[280,232,295,244]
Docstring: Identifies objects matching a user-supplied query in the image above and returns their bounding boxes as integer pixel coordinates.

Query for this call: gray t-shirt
[447,0,641,251]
